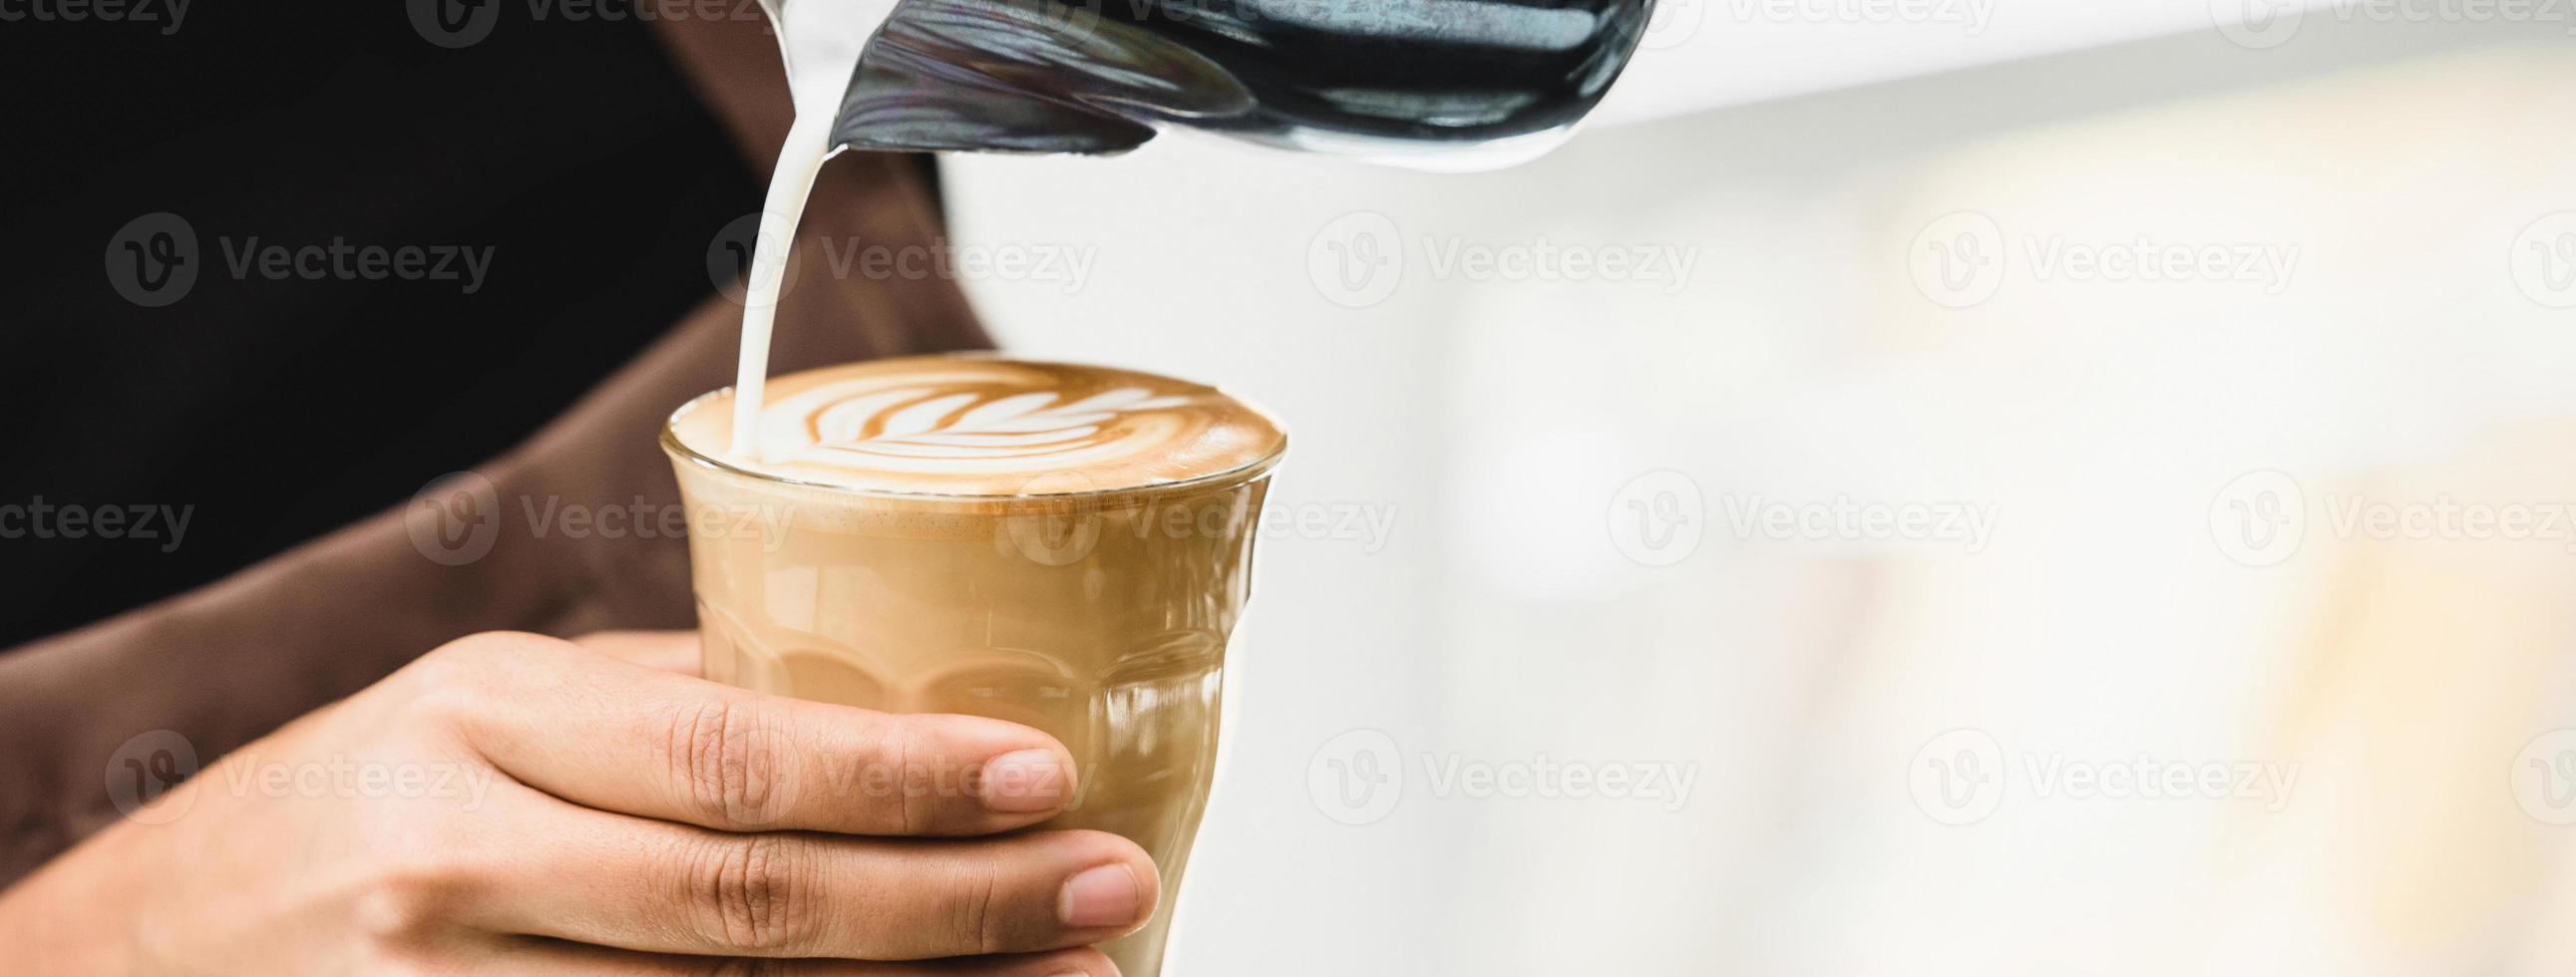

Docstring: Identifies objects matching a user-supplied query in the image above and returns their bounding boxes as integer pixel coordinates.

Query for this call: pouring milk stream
[724,0,1657,461]
[729,0,883,457]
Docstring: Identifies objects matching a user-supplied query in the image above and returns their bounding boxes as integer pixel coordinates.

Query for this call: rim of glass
[660,385,1288,502]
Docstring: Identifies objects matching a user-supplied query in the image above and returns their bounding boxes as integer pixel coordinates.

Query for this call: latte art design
[674,357,1288,495]
[783,385,1190,467]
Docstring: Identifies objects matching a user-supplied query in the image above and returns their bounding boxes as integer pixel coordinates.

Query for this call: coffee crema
[672,356,1287,496]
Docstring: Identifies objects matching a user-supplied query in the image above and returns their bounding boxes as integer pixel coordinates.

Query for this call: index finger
[418,633,1078,835]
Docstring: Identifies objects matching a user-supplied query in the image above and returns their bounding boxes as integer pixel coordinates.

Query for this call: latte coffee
[663,355,1286,975]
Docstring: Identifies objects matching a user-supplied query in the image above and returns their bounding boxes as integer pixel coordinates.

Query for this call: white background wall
[948,13,2576,974]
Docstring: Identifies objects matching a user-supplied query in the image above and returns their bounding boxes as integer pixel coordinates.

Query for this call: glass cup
[663,387,1282,975]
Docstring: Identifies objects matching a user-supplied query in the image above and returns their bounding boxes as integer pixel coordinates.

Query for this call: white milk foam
[672,356,1288,496]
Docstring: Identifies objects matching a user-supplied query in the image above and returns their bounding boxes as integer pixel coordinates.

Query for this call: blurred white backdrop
[944,12,2576,975]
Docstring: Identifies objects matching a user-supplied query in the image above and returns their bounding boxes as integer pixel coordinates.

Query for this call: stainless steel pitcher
[763,0,1656,168]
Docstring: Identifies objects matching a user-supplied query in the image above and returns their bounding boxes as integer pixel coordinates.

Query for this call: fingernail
[980,749,1073,813]
[1057,863,1142,929]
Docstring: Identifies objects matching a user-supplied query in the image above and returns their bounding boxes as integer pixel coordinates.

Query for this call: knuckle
[390,642,486,700]
[388,632,543,720]
[842,716,958,834]
[947,857,1006,955]
[416,631,521,675]
[679,833,825,954]
[351,858,473,944]
[401,680,484,735]
[664,696,796,826]
[882,721,935,834]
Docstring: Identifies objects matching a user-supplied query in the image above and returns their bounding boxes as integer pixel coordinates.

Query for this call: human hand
[0,631,1155,975]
